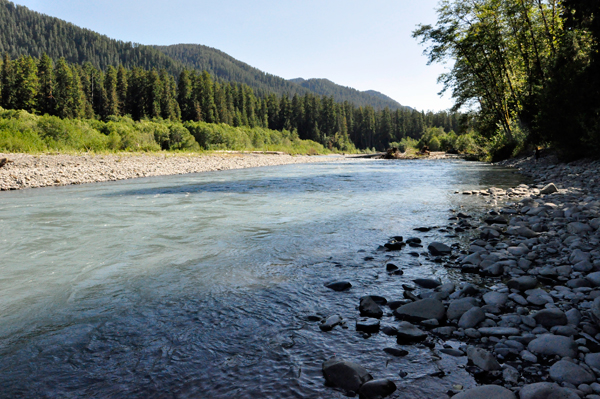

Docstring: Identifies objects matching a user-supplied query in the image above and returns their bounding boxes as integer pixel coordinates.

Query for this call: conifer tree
[104,65,119,117]
[116,65,128,116]
[37,53,55,115]
[1,53,15,109]
[13,56,38,112]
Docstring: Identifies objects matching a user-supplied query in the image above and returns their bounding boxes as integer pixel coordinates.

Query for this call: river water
[0,158,524,398]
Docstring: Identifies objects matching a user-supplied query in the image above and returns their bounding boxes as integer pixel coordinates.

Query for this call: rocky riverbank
[0,152,338,191]
[319,155,600,398]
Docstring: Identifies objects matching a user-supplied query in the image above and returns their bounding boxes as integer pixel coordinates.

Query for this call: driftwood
[0,158,13,168]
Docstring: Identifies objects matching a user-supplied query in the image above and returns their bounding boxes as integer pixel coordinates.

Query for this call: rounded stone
[452,385,516,399]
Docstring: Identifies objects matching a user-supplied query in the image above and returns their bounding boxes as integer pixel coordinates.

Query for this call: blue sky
[11,0,453,111]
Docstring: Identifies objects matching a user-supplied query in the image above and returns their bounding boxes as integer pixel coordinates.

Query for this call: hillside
[0,0,406,110]
[289,78,406,110]
[156,45,406,109]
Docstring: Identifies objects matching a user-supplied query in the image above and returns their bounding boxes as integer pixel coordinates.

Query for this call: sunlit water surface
[0,159,525,398]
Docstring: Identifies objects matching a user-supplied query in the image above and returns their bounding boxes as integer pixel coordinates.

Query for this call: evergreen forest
[0,53,461,153]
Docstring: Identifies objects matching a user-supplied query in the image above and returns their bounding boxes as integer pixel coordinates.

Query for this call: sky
[11,0,453,111]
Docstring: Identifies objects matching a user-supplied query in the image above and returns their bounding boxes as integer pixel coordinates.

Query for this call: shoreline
[322,154,600,398]
[0,152,342,191]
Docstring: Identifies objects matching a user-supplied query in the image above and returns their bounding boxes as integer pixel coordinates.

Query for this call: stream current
[0,158,525,398]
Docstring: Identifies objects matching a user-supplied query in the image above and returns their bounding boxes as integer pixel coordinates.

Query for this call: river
[0,158,524,398]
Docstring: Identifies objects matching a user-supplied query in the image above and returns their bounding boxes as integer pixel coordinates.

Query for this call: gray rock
[360,296,383,318]
[587,271,600,287]
[320,315,343,331]
[527,334,578,358]
[325,281,352,292]
[478,327,521,336]
[503,365,520,384]
[359,379,397,399]
[396,321,427,342]
[413,278,442,289]
[393,298,446,322]
[452,385,516,399]
[520,350,538,363]
[383,347,408,357]
[526,289,554,306]
[567,222,593,234]
[428,242,452,256]
[459,307,486,329]
[540,183,558,195]
[574,260,593,272]
[550,325,578,337]
[467,346,501,371]
[484,292,509,307]
[322,358,372,393]
[508,246,529,256]
[507,226,539,238]
[507,276,538,291]
[549,360,595,385]
[570,249,591,264]
[519,382,580,399]
[565,308,581,326]
[591,297,600,325]
[533,309,568,329]
[585,353,600,370]
[591,218,600,230]
[356,319,380,333]
[447,297,479,320]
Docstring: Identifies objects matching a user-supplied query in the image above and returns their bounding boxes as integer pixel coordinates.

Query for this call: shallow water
[0,159,525,398]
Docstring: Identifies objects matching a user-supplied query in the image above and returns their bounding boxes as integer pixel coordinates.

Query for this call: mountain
[0,0,406,110]
[289,78,407,110]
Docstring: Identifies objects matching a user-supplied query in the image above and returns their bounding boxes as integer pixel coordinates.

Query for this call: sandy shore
[0,152,340,191]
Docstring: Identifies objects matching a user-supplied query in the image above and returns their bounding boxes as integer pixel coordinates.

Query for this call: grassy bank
[0,107,330,155]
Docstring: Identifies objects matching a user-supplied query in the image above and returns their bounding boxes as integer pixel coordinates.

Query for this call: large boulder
[393,298,446,322]
[533,309,568,329]
[527,334,578,358]
[396,321,427,343]
[453,385,516,399]
[322,358,372,393]
[360,296,383,318]
[428,242,452,256]
[549,360,595,385]
[519,382,579,399]
[447,297,479,320]
[358,379,397,399]
[540,183,558,195]
[467,347,501,371]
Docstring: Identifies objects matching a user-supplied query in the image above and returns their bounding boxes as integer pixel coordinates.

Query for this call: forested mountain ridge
[0,0,185,73]
[288,78,406,110]
[0,0,407,111]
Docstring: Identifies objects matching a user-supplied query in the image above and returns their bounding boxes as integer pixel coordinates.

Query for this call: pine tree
[1,53,15,109]
[104,65,119,117]
[37,53,55,115]
[13,55,38,112]
[54,58,75,118]
[116,65,128,116]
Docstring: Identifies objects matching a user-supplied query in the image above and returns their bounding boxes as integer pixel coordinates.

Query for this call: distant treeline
[0,54,461,151]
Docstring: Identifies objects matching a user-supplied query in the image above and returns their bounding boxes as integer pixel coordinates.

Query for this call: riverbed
[0,159,524,398]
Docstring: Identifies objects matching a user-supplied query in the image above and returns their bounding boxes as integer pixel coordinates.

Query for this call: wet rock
[549,360,595,385]
[533,308,568,329]
[567,222,592,234]
[478,327,521,336]
[383,347,408,357]
[591,297,600,325]
[467,346,501,371]
[396,321,427,343]
[362,295,387,306]
[322,358,372,393]
[540,183,559,195]
[507,276,538,291]
[413,278,441,289]
[360,297,384,318]
[359,379,397,399]
[452,385,516,399]
[586,271,600,287]
[320,315,343,331]
[458,307,486,329]
[447,297,479,320]
[519,382,580,399]
[585,353,600,370]
[507,225,539,238]
[440,348,464,356]
[483,292,508,307]
[527,334,578,358]
[386,263,399,272]
[325,281,352,292]
[428,242,452,256]
[384,241,405,251]
[414,227,432,232]
[356,319,380,333]
[393,298,446,322]
[570,249,591,264]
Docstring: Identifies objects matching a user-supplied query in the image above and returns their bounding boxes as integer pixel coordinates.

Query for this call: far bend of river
[0,159,525,399]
